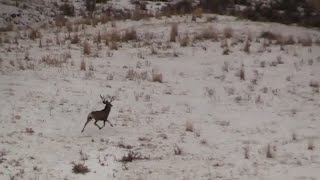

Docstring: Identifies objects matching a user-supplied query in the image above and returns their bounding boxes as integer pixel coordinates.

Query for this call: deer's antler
[100,94,107,103]
[109,96,115,103]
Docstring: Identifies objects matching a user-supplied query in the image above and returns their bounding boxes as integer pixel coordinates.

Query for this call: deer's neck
[103,105,111,112]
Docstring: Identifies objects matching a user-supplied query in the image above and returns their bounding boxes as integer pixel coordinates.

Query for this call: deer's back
[91,110,108,120]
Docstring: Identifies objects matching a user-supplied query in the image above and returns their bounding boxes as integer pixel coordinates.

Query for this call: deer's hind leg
[81,113,93,132]
[94,120,103,130]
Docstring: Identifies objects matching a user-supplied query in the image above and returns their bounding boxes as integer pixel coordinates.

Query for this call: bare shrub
[41,55,67,67]
[39,38,42,48]
[310,80,319,88]
[80,59,86,71]
[150,45,158,55]
[72,163,90,174]
[0,23,13,32]
[179,35,190,47]
[65,21,73,32]
[185,120,194,132]
[88,62,94,71]
[109,41,118,50]
[25,128,34,134]
[283,35,295,45]
[220,38,228,48]
[224,87,235,95]
[222,47,230,55]
[70,33,79,44]
[260,31,278,40]
[234,96,242,103]
[152,69,163,83]
[243,40,250,53]
[298,36,312,46]
[170,23,178,42]
[83,41,91,55]
[206,16,217,22]
[59,3,75,16]
[126,69,137,81]
[140,71,148,80]
[308,59,314,65]
[204,87,215,100]
[239,65,245,80]
[131,9,153,21]
[223,27,233,38]
[79,150,89,161]
[195,27,219,41]
[308,138,315,150]
[29,29,41,40]
[18,61,25,70]
[94,31,101,44]
[222,61,229,72]
[292,132,297,141]
[118,151,148,162]
[244,144,249,159]
[110,30,121,42]
[192,7,203,18]
[277,56,284,64]
[122,28,137,42]
[260,61,266,68]
[200,138,207,145]
[9,60,15,67]
[55,15,67,27]
[107,73,114,80]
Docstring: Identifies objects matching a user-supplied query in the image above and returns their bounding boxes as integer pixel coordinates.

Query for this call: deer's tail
[87,112,94,121]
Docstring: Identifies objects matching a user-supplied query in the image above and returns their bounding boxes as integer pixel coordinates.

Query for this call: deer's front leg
[106,120,113,127]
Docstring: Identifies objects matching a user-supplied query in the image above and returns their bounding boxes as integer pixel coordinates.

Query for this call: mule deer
[81,95,114,132]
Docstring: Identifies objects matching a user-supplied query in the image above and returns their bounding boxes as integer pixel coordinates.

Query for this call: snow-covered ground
[0,2,320,179]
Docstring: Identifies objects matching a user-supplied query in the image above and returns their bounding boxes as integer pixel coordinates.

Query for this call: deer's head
[100,95,114,108]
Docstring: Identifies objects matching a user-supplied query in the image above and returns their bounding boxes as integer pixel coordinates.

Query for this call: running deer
[81,95,114,132]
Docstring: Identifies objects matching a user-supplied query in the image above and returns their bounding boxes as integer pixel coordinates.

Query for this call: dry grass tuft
[170,23,178,42]
[72,163,90,174]
[152,69,163,83]
[266,144,274,158]
[185,120,194,132]
[174,145,182,155]
[80,59,86,71]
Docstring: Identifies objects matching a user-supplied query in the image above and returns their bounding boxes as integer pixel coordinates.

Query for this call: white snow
[0,2,320,179]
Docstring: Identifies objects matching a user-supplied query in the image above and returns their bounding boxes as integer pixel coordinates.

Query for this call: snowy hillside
[0,0,320,180]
